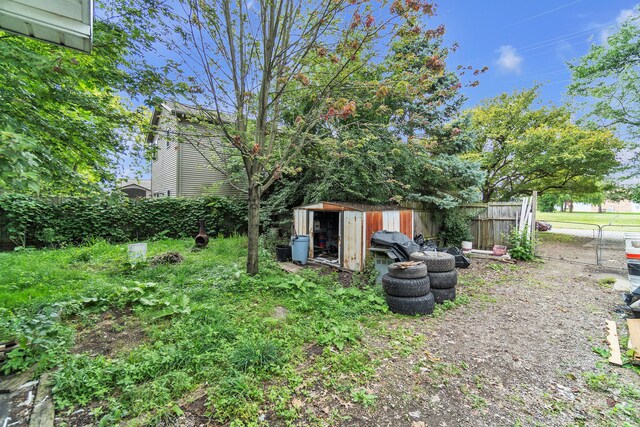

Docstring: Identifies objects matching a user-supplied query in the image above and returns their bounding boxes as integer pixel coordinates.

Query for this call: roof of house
[146,101,234,144]
[118,179,151,191]
[295,201,410,212]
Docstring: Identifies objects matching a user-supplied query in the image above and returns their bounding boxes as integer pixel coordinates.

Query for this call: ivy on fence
[0,194,247,248]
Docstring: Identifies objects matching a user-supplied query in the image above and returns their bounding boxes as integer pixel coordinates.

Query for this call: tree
[568,9,640,151]
[0,1,172,193]
[263,28,485,215]
[161,0,455,275]
[467,88,624,202]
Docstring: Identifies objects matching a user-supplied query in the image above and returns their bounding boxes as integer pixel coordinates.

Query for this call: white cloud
[496,45,523,74]
[599,7,639,43]
[616,8,639,24]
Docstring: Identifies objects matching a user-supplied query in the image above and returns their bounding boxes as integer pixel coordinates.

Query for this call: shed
[293,202,414,272]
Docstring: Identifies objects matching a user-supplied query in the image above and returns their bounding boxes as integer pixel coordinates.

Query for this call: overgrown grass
[0,237,392,425]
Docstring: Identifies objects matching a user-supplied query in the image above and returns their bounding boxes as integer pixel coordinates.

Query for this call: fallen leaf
[292,398,304,409]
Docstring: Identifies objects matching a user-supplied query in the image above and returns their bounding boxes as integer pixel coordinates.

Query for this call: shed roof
[295,201,408,212]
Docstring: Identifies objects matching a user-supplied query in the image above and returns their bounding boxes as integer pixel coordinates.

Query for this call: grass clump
[597,277,617,287]
[230,337,285,372]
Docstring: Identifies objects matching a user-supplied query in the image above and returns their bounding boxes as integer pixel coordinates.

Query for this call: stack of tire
[410,251,457,304]
[382,262,434,315]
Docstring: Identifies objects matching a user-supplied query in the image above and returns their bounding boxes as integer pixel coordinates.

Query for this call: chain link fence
[536,221,601,266]
[600,224,640,270]
[536,221,640,270]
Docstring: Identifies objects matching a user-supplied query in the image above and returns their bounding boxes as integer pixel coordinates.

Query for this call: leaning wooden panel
[343,211,363,271]
[606,320,623,366]
[628,319,640,364]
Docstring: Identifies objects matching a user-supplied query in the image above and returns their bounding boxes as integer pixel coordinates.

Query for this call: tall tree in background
[0,1,172,193]
[568,9,640,164]
[163,0,454,275]
[264,23,485,217]
[467,88,624,202]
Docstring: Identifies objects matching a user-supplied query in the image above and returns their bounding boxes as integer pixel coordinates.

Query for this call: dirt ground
[72,307,146,358]
[49,258,640,426]
[333,258,638,427]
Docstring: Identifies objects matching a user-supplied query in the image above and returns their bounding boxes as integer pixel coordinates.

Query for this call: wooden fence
[406,196,536,250]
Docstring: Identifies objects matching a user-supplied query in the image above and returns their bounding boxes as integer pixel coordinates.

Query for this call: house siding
[178,133,243,198]
[151,115,178,197]
[150,105,246,199]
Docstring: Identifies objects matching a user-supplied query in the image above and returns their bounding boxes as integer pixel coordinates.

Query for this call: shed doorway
[310,211,341,266]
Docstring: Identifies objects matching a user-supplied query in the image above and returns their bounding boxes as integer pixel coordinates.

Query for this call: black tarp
[370,231,421,262]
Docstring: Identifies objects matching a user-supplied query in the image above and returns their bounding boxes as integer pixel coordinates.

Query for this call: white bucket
[128,243,148,264]
[625,232,640,255]
[461,241,472,252]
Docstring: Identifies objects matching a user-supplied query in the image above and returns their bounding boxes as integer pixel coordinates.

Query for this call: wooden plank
[606,320,623,366]
[627,319,640,364]
[278,262,302,274]
[29,373,54,427]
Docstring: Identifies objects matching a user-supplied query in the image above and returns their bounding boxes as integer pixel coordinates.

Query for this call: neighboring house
[118,179,152,199]
[147,102,244,198]
[572,200,640,213]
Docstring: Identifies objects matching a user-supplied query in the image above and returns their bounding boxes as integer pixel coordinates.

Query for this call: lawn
[537,211,640,226]
[0,237,437,425]
[2,238,639,426]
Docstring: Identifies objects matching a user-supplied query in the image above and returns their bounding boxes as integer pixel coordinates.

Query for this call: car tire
[431,287,456,304]
[428,270,458,289]
[382,274,431,298]
[388,262,428,279]
[410,252,456,272]
[385,293,435,315]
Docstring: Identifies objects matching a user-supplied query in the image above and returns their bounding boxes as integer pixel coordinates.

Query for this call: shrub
[438,209,473,247]
[0,194,247,248]
[508,228,534,261]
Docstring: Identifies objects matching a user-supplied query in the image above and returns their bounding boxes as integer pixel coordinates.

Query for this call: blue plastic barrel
[291,235,310,265]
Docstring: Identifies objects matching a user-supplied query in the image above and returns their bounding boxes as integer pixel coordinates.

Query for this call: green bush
[508,228,535,261]
[0,193,247,248]
[438,209,473,247]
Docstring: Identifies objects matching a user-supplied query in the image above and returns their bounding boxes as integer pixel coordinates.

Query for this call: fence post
[596,225,602,266]
[530,191,537,255]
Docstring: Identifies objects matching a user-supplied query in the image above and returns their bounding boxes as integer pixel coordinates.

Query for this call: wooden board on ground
[468,251,515,263]
[627,319,640,364]
[606,320,623,366]
[29,373,54,427]
[278,262,302,274]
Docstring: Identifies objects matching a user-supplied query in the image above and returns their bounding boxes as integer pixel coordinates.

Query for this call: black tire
[431,287,456,304]
[428,270,458,289]
[410,252,455,272]
[385,293,435,315]
[388,262,428,279]
[382,274,431,297]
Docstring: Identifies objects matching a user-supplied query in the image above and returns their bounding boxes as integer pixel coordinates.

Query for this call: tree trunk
[247,182,261,276]
[482,187,493,203]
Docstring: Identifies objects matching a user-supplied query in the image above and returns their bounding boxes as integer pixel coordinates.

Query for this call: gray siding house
[148,102,244,198]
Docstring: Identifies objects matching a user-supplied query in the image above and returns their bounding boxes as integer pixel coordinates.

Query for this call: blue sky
[121,1,639,179]
[433,0,638,107]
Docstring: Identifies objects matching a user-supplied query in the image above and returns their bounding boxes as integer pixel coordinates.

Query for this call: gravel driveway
[336,258,639,426]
